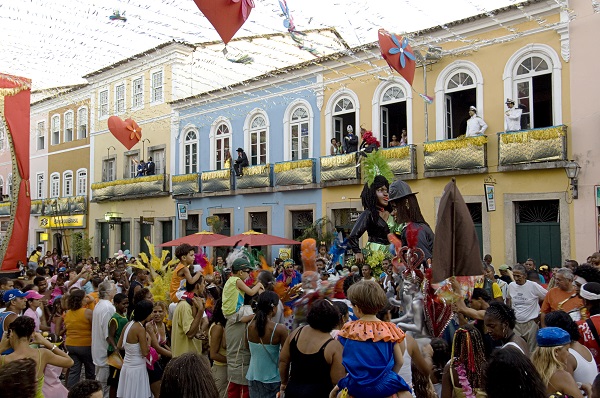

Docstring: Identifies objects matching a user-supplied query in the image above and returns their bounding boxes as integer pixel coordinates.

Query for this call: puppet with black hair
[347,150,397,277]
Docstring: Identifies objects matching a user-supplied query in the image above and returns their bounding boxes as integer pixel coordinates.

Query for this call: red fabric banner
[0,73,31,270]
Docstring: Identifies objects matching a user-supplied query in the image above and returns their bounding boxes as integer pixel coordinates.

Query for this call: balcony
[423,136,488,177]
[172,174,200,196]
[200,169,231,194]
[320,153,359,186]
[0,197,88,216]
[274,159,317,190]
[381,145,417,180]
[236,164,273,190]
[91,174,169,202]
[497,125,567,171]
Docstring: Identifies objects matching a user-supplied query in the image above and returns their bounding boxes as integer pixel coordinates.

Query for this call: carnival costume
[337,321,412,398]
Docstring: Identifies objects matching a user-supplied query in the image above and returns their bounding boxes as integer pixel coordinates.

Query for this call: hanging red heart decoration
[378,29,416,87]
[192,0,254,45]
[108,116,142,150]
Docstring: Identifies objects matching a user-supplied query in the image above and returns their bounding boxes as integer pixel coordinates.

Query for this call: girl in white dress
[117,300,154,398]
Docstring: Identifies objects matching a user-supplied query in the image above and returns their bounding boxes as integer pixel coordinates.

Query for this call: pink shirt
[24,308,41,332]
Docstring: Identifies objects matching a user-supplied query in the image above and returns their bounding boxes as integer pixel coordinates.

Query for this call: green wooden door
[516,222,561,266]
[140,222,152,260]
[100,223,110,263]
[467,203,483,259]
[121,222,130,252]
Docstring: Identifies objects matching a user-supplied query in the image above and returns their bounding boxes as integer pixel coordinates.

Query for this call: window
[115,83,125,114]
[151,71,163,103]
[379,85,407,148]
[63,171,73,197]
[291,107,309,160]
[7,174,12,198]
[51,115,60,145]
[149,148,165,174]
[332,97,356,150]
[184,130,198,174]
[36,173,44,200]
[214,123,231,170]
[64,111,74,142]
[515,56,552,129]
[125,153,139,178]
[99,89,109,117]
[76,169,87,196]
[77,107,88,139]
[132,77,143,108]
[37,121,45,150]
[249,115,267,165]
[0,176,3,197]
[0,123,4,151]
[102,159,116,182]
[50,173,60,198]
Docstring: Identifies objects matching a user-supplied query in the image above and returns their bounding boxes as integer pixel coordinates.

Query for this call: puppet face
[376,186,389,207]
[403,281,419,296]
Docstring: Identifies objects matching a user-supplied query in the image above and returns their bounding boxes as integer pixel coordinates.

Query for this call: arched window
[503,44,562,129]
[50,173,60,198]
[184,130,198,174]
[64,111,74,142]
[379,85,407,147]
[249,115,268,165]
[290,107,310,160]
[214,123,231,170]
[332,97,356,149]
[76,169,87,196]
[7,174,12,198]
[51,115,60,145]
[63,171,73,197]
[435,61,484,140]
[77,107,88,139]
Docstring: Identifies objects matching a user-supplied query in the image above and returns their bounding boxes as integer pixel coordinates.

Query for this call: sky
[0,0,519,89]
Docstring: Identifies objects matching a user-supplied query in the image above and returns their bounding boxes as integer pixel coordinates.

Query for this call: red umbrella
[203,230,301,247]
[158,231,228,247]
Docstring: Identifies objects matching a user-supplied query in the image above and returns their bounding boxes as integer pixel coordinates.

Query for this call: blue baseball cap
[537,327,571,347]
[3,289,28,303]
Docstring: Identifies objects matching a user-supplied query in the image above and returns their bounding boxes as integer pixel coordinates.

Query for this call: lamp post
[564,160,581,199]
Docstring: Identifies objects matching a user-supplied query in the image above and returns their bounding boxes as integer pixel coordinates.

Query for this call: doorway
[515,200,561,266]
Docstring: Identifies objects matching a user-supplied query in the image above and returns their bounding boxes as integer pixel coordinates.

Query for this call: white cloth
[505,107,522,131]
[569,347,598,385]
[91,299,116,367]
[508,280,547,323]
[466,115,488,137]
[117,322,151,398]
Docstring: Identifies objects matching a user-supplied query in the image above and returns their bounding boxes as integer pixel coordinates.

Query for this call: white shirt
[508,280,547,323]
[466,115,488,137]
[505,107,522,131]
[91,299,116,367]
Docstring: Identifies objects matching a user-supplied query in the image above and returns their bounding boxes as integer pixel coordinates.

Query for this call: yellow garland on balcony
[172,174,199,183]
[91,174,163,190]
[243,164,270,176]
[31,200,43,206]
[274,159,313,173]
[500,126,566,144]
[201,170,230,181]
[381,146,410,159]
[424,136,488,153]
[0,202,10,208]
[321,154,355,168]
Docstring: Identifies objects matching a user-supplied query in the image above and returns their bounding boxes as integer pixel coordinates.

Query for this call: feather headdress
[363,150,394,187]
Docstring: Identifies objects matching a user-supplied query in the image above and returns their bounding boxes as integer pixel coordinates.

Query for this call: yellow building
[319,1,573,267]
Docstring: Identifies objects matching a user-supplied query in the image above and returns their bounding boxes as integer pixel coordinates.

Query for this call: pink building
[570,0,600,259]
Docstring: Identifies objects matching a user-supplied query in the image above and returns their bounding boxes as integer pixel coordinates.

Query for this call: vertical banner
[0,73,31,270]
[177,203,188,220]
[484,183,496,212]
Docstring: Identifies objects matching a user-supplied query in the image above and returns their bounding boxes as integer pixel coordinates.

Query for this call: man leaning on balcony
[504,98,522,132]
[465,106,488,137]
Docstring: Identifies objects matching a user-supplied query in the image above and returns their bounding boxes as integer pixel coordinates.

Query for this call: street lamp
[564,160,581,199]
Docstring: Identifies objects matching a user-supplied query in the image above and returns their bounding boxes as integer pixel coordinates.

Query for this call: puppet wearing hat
[504,98,522,132]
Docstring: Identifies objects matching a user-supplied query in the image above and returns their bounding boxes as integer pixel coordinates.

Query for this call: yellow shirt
[64,308,92,346]
[171,301,203,357]
[475,279,503,299]
[222,276,244,316]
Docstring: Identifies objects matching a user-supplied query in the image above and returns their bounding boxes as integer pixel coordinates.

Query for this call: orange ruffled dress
[337,320,411,398]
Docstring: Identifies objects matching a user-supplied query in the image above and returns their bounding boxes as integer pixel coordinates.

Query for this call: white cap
[469,106,477,112]
[346,125,353,133]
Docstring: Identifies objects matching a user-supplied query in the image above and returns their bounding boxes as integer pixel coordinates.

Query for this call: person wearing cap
[577,282,600,371]
[0,289,27,354]
[532,327,590,397]
[541,268,584,326]
[145,156,155,175]
[343,125,358,153]
[465,106,488,137]
[222,257,264,320]
[504,98,522,132]
[233,147,249,177]
[388,180,435,261]
[498,264,513,284]
[23,290,45,333]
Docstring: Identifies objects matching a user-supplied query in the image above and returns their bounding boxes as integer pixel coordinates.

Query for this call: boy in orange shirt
[170,244,202,303]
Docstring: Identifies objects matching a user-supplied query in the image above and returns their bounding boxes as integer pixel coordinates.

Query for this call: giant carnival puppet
[0,74,31,270]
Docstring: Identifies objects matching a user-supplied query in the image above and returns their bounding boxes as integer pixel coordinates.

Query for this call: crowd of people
[4,241,600,398]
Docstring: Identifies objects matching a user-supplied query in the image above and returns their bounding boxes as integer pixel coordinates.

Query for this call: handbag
[107,350,123,369]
